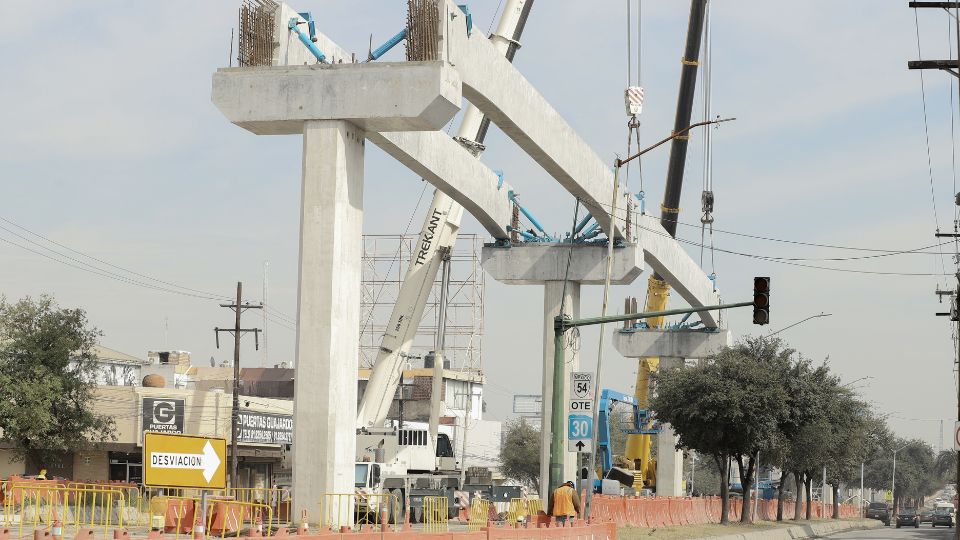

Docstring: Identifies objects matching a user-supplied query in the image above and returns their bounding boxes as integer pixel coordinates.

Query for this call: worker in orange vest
[547,481,581,524]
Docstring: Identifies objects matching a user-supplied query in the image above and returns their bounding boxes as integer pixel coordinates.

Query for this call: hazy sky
[2,1,959,452]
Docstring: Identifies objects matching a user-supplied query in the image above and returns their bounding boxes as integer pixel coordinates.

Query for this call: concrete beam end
[613,328,732,359]
[481,243,643,285]
[211,61,461,135]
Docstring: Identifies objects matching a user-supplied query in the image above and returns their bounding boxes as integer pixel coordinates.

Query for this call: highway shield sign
[144,432,226,489]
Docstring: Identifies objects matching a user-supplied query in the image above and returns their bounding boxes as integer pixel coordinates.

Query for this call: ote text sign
[144,432,226,489]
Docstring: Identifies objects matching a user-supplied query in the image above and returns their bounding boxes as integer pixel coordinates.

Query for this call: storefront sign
[142,397,185,434]
[237,411,293,445]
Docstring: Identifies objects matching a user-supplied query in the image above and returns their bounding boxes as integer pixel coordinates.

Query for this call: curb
[694,519,883,540]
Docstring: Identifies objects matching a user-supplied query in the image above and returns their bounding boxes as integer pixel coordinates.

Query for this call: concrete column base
[539,280,579,502]
[292,120,364,525]
[655,357,684,497]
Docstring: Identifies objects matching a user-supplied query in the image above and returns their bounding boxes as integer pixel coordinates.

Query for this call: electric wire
[0,218,296,332]
[637,224,953,276]
[0,216,231,301]
[913,7,951,287]
[559,198,581,354]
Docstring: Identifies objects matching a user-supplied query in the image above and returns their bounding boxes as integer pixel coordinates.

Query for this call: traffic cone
[192,514,206,540]
[250,512,263,537]
[297,509,309,535]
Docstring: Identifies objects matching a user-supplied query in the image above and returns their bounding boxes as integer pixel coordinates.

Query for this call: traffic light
[753,277,770,325]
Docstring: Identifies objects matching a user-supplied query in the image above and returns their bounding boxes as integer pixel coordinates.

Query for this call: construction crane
[356,0,533,431]
[625,0,709,491]
[351,0,535,522]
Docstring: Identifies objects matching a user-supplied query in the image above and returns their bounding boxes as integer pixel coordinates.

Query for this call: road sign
[570,372,594,399]
[144,432,227,489]
[567,414,593,452]
[568,399,592,412]
[954,421,960,451]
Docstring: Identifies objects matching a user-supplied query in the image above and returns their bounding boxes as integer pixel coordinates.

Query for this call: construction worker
[547,480,581,525]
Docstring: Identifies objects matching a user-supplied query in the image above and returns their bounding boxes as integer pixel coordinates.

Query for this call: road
[829,525,955,539]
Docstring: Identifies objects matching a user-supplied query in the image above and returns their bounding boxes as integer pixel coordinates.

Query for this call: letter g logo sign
[153,400,176,424]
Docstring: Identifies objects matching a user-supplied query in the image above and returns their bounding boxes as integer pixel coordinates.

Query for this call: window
[355,464,369,488]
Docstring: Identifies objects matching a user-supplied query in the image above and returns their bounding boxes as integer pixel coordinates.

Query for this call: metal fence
[422,496,448,533]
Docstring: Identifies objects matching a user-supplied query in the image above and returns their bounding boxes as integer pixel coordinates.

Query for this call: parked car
[931,506,954,528]
[920,509,935,523]
[896,508,920,528]
[866,502,891,526]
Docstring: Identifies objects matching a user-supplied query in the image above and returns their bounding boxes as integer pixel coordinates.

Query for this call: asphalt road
[829,524,956,539]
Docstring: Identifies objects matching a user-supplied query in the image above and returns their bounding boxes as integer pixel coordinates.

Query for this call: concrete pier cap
[211,61,462,134]
[480,242,644,285]
[613,328,733,359]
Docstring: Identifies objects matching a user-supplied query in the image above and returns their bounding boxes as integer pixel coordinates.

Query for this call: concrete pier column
[540,280,580,500]
[292,120,365,523]
[655,357,685,497]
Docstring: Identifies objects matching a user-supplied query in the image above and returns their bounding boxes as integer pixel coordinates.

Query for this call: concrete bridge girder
[613,328,733,359]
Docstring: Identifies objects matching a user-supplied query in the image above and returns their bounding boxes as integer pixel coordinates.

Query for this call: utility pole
[214,282,262,491]
[911,4,960,537]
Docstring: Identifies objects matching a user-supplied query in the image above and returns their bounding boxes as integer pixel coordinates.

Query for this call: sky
[2,1,960,452]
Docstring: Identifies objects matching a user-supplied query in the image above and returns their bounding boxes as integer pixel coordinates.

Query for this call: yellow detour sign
[144,432,227,489]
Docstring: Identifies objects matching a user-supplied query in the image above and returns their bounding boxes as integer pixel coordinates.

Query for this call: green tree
[934,450,956,484]
[822,389,873,519]
[499,418,541,493]
[0,296,116,466]
[651,336,791,524]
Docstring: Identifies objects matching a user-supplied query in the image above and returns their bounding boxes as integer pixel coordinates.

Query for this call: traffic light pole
[549,299,753,511]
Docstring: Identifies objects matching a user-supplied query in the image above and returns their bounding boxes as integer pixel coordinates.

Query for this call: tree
[934,450,956,484]
[651,336,791,524]
[500,418,541,493]
[0,296,116,466]
[822,389,873,519]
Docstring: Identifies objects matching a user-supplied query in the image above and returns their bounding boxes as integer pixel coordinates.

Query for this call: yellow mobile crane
[624,0,709,492]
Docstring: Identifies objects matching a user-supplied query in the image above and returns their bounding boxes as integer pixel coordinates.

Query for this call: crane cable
[699,0,715,276]
[624,0,644,205]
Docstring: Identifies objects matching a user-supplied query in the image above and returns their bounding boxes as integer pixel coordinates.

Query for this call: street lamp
[842,376,874,388]
[892,443,909,514]
[766,312,833,337]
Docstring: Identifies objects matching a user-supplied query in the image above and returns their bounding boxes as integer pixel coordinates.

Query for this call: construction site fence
[1,481,287,539]
[318,494,402,531]
[589,495,861,527]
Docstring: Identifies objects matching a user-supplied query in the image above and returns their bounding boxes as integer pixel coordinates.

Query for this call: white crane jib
[355,0,532,431]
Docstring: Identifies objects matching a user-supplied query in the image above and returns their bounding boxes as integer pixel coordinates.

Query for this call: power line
[637,225,954,276]
[0,216,232,301]
[0,215,299,331]
[913,7,952,287]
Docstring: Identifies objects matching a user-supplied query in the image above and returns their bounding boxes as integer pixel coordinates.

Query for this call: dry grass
[617,519,830,540]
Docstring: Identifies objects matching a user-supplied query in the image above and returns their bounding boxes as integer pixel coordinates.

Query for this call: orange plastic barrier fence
[586,495,860,528]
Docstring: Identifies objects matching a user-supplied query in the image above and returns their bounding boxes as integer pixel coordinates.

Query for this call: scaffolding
[360,234,484,371]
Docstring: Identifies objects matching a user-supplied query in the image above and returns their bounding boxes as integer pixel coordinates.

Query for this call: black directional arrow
[575,441,585,451]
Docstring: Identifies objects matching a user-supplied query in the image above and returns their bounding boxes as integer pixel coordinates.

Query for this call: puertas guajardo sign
[237,411,293,445]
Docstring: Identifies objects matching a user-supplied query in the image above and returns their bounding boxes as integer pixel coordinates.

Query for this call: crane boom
[356,0,535,429]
